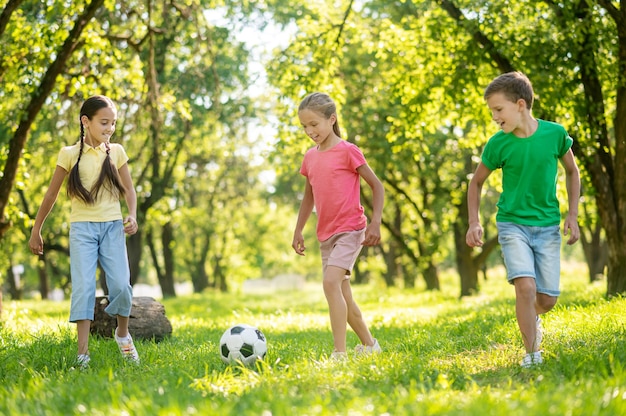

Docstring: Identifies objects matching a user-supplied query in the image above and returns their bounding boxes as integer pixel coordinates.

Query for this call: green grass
[1,263,626,415]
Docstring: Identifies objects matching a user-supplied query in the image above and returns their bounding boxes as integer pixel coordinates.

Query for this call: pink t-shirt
[300,140,368,241]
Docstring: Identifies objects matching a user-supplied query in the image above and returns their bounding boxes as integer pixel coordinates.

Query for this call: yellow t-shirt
[57,142,129,222]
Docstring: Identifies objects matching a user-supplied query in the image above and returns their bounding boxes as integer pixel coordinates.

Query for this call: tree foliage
[264,0,626,295]
[1,0,624,299]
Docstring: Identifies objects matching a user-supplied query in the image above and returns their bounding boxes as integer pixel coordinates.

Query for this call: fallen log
[91,296,172,342]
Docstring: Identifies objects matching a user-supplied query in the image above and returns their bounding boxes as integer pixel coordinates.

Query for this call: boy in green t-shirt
[466,72,581,368]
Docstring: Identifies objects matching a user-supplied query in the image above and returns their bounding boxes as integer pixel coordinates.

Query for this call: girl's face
[82,106,117,147]
[298,109,337,148]
[486,92,526,135]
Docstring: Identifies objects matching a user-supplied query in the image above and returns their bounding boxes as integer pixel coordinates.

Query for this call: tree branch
[0,0,106,239]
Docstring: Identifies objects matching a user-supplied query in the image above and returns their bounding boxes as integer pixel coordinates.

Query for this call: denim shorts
[320,229,365,277]
[69,221,133,322]
[497,222,561,296]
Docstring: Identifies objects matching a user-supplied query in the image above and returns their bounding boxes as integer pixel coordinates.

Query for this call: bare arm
[466,162,492,247]
[292,178,314,255]
[357,163,384,246]
[560,148,580,245]
[119,163,138,236]
[29,166,67,255]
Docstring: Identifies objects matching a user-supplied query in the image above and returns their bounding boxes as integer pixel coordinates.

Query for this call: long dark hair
[67,95,126,204]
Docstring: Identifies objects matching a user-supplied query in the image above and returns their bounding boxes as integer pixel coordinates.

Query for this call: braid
[67,128,94,204]
[91,142,126,201]
[67,95,126,205]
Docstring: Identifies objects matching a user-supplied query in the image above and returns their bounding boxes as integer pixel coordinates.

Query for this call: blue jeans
[497,222,561,297]
[69,221,133,322]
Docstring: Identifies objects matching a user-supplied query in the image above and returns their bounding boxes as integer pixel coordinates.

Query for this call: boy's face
[486,92,526,134]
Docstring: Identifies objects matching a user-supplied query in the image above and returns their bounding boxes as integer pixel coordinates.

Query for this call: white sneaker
[520,351,543,368]
[115,328,140,363]
[355,338,382,355]
[77,354,90,369]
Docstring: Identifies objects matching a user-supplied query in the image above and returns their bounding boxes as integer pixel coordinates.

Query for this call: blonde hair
[484,71,534,110]
[298,92,342,137]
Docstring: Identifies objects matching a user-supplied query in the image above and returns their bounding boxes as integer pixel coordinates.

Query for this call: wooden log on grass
[91,296,172,342]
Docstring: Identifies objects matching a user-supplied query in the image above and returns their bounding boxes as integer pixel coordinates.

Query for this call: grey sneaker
[520,351,543,368]
[77,354,90,369]
[115,328,140,363]
[355,339,382,355]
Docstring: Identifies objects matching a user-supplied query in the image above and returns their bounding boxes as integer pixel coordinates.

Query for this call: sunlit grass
[1,262,626,415]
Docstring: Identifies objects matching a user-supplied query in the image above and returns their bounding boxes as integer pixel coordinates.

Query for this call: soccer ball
[219,324,267,365]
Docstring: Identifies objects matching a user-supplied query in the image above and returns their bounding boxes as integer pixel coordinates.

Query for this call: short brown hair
[484,72,534,110]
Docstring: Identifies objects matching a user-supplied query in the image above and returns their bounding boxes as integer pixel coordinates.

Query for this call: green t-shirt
[481,119,573,226]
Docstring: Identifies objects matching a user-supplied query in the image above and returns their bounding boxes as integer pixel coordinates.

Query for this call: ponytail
[299,92,342,138]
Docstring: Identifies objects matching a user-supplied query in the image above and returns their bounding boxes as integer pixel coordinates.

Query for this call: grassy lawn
[1,262,625,415]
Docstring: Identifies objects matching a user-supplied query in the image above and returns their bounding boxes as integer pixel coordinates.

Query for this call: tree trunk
[606,234,626,296]
[6,265,22,300]
[36,260,49,299]
[580,222,608,282]
[382,205,403,287]
[353,246,371,284]
[127,230,143,286]
[0,0,105,240]
[422,261,440,291]
[214,254,228,292]
[91,296,172,341]
[382,242,400,287]
[454,221,479,296]
[160,221,176,297]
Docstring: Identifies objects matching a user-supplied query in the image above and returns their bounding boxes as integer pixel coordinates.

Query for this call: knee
[322,277,341,295]
[514,278,537,302]
[537,294,558,312]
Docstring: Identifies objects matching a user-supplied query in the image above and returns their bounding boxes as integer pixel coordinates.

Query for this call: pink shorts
[320,229,365,277]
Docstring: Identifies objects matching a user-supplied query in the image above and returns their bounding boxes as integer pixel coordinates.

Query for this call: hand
[362,223,381,246]
[123,216,138,236]
[466,223,484,247]
[563,216,580,245]
[292,232,306,256]
[29,232,44,255]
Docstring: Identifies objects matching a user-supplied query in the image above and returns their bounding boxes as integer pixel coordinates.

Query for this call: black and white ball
[219,324,267,365]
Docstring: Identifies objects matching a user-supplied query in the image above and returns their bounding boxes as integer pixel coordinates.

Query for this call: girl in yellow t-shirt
[29,95,140,368]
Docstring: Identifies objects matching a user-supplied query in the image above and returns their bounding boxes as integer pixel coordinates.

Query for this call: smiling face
[298,108,338,150]
[81,105,117,147]
[486,92,527,135]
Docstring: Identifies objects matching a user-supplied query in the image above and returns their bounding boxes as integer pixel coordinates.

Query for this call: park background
[1,0,625,303]
[1,1,626,415]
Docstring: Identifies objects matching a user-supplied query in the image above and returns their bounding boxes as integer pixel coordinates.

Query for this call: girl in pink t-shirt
[292,92,385,359]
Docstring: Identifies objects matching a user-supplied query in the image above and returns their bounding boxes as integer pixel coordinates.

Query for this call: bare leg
[514,277,540,352]
[342,279,375,346]
[116,315,130,338]
[76,319,91,355]
[323,266,349,352]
